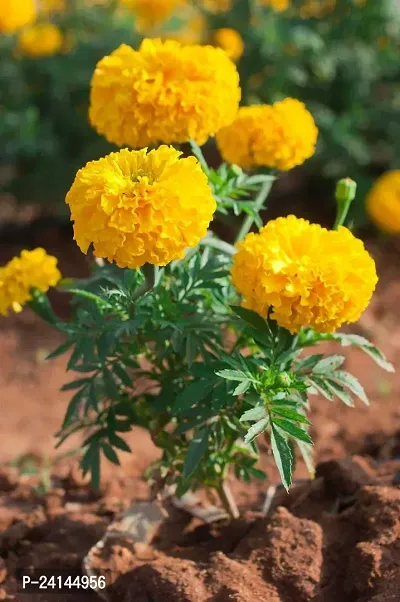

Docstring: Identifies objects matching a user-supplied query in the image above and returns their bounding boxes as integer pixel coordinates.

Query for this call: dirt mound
[0,454,399,602]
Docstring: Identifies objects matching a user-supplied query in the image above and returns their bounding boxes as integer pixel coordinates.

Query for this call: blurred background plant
[0,0,399,228]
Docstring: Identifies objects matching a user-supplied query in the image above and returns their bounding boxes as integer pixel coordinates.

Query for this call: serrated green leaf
[233,379,251,396]
[313,355,345,374]
[274,419,313,444]
[240,406,267,422]
[231,306,272,335]
[62,386,87,429]
[182,426,209,481]
[326,380,354,407]
[108,432,131,453]
[46,339,74,360]
[61,378,91,391]
[112,363,132,388]
[216,369,248,382]
[244,417,269,443]
[102,367,120,400]
[173,380,215,414]
[102,443,120,465]
[271,424,292,491]
[297,440,315,478]
[186,334,197,368]
[294,354,324,373]
[307,376,334,400]
[272,407,310,425]
[330,370,369,405]
[335,334,394,373]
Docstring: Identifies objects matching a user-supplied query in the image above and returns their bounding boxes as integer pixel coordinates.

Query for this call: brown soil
[0,228,400,601]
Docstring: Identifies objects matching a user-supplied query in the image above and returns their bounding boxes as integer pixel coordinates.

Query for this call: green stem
[235,178,274,243]
[333,199,353,230]
[131,264,158,303]
[200,236,237,256]
[216,481,240,519]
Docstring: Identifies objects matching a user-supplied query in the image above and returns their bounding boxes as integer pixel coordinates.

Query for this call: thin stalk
[235,178,274,243]
[216,481,240,519]
[200,236,237,256]
[131,264,158,303]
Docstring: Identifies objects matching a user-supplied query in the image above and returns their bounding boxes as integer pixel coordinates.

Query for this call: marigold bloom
[0,249,61,316]
[66,146,216,269]
[0,0,36,34]
[216,99,318,171]
[89,39,240,148]
[366,171,400,234]
[213,28,244,62]
[231,216,377,334]
[259,0,290,11]
[120,0,183,31]
[18,23,63,57]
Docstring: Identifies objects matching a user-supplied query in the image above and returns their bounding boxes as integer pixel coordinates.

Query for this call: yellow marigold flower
[300,0,336,18]
[198,0,232,13]
[0,249,61,316]
[120,0,184,32]
[18,23,64,57]
[231,216,377,334]
[89,39,240,148]
[65,146,216,269]
[38,0,66,15]
[213,28,244,62]
[366,171,400,234]
[258,0,290,11]
[216,99,318,171]
[0,0,36,34]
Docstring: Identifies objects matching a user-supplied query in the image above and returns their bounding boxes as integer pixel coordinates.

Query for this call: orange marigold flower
[213,28,244,62]
[216,99,318,171]
[65,146,216,269]
[366,170,400,234]
[89,39,240,148]
[231,216,377,334]
[0,0,36,34]
[0,249,61,316]
[18,23,63,57]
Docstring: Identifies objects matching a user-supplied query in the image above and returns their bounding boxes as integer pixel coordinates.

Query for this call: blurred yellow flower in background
[216,98,318,171]
[89,38,241,147]
[198,0,232,13]
[0,0,36,34]
[366,171,400,234]
[213,28,244,62]
[18,23,64,57]
[66,147,216,269]
[231,216,378,334]
[120,0,184,31]
[38,0,66,16]
[259,0,290,12]
[0,249,61,316]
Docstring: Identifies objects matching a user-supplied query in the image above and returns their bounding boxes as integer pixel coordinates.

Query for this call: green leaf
[231,306,272,335]
[325,380,354,407]
[108,432,131,453]
[61,378,91,391]
[102,367,120,400]
[294,354,324,373]
[335,334,394,373]
[62,387,87,429]
[272,407,310,425]
[216,369,248,382]
[240,406,267,422]
[313,355,346,374]
[233,380,251,396]
[270,424,292,491]
[81,445,100,491]
[329,370,369,405]
[182,426,209,481]
[297,440,315,478]
[274,419,313,444]
[102,443,120,465]
[173,380,215,414]
[186,334,197,368]
[244,417,269,443]
[46,339,74,360]
[112,363,132,388]
[307,376,334,400]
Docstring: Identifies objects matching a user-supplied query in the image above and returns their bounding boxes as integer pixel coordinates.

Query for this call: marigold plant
[366,171,400,234]
[0,248,60,316]
[89,39,240,148]
[216,99,318,171]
